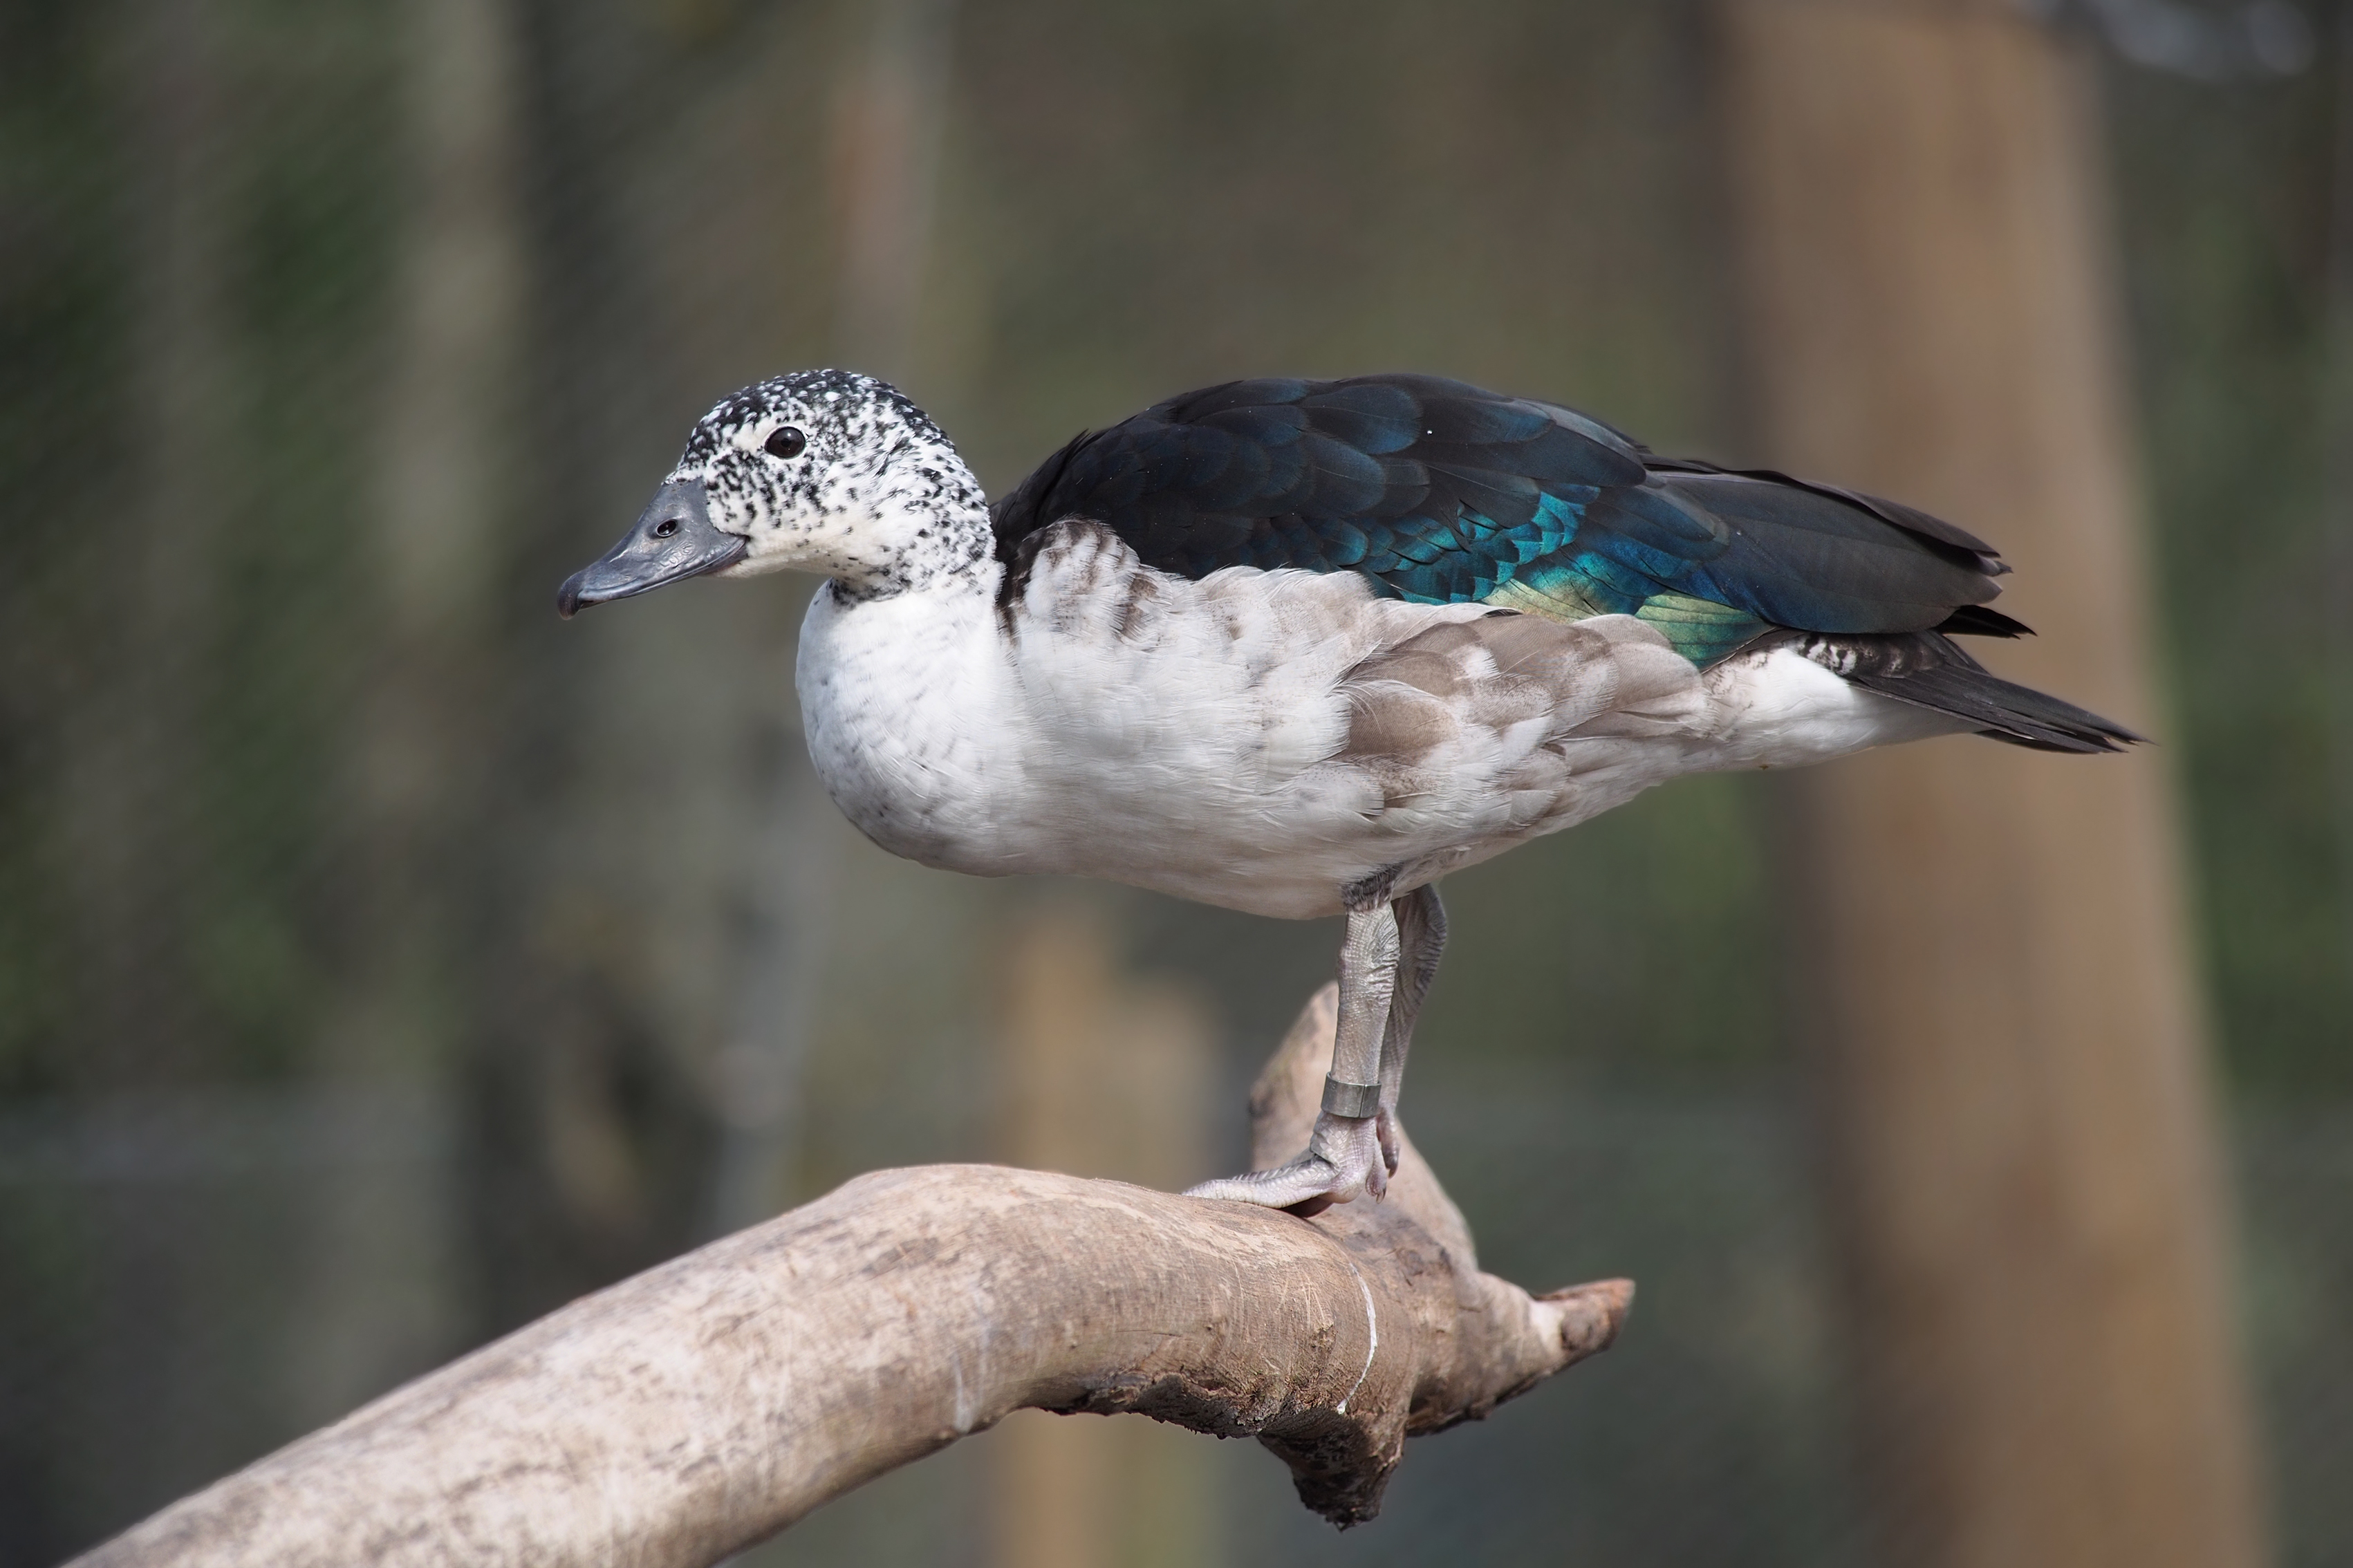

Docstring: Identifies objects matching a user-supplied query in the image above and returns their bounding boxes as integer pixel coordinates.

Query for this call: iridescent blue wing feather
[992,373,2021,671]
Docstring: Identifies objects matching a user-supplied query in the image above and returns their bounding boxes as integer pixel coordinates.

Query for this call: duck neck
[824,475,998,603]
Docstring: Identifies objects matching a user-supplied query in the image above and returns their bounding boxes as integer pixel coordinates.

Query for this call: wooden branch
[75,987,1630,1567]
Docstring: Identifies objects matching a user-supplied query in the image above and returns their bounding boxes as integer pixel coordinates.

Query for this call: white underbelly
[806,660,1711,922]
[797,548,1961,922]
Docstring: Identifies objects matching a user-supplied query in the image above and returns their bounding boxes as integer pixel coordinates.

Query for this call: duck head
[557,369,991,616]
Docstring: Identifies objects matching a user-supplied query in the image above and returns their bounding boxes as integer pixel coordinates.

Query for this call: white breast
[796,576,1021,873]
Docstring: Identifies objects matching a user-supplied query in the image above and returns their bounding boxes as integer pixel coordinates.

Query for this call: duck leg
[1184,888,1403,1215]
[1375,884,1447,1179]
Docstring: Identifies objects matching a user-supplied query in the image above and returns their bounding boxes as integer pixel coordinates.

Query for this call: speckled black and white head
[557,369,992,616]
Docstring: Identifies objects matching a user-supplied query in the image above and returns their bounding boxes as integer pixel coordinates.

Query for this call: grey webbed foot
[1184,1110,1386,1216]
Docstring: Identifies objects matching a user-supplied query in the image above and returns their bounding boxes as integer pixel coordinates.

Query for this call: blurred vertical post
[830,0,958,384]
[294,0,523,1420]
[342,0,523,1072]
[55,0,234,1510]
[1715,4,2264,1567]
[68,0,231,1084]
[992,908,1217,1568]
[2325,13,2353,996]
[700,0,960,1235]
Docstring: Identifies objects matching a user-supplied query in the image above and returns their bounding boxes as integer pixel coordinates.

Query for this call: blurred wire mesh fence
[1,1,2348,1565]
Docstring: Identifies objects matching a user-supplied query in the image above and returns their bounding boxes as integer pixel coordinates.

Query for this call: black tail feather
[1852,662,2143,752]
[1931,604,2034,640]
[1778,629,2145,754]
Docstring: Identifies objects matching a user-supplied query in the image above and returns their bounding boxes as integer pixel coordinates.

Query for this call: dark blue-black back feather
[992,373,2137,753]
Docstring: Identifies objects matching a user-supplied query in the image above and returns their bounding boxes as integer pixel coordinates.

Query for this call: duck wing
[991,372,2024,670]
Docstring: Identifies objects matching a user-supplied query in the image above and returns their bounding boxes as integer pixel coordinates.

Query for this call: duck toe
[1183,1112,1386,1215]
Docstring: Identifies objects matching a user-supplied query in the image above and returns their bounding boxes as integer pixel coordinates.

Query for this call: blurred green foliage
[2110,55,2353,1092]
[0,0,399,1093]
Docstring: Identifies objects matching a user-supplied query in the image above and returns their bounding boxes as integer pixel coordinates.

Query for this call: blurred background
[2,0,2350,1564]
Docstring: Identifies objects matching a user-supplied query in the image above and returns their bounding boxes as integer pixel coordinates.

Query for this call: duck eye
[765,425,806,460]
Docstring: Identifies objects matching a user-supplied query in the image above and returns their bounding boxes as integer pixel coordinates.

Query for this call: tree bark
[1715,5,2264,1567]
[71,987,1630,1567]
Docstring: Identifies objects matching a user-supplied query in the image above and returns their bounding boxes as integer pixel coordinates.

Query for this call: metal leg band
[1320,1075,1382,1119]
